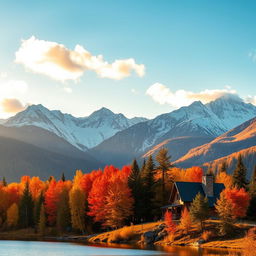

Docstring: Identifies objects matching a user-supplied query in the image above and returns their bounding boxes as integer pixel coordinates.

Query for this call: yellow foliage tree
[7,203,18,228]
[179,207,192,234]
[69,186,85,233]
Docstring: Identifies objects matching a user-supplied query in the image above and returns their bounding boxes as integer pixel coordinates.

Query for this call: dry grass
[89,221,163,244]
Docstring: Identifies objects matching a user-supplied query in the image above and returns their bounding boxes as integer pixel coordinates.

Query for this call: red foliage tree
[165,210,176,234]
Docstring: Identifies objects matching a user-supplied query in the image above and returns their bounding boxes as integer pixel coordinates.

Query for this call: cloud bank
[1,98,26,113]
[146,83,238,108]
[15,36,145,81]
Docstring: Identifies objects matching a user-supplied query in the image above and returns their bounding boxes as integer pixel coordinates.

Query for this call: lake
[0,240,241,256]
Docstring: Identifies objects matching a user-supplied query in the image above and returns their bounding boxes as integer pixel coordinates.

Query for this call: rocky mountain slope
[4,105,147,150]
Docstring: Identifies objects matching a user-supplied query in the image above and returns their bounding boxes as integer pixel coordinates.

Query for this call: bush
[201,230,214,242]
[243,227,256,256]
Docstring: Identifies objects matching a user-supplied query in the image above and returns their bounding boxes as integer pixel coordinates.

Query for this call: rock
[142,231,156,244]
[154,230,168,242]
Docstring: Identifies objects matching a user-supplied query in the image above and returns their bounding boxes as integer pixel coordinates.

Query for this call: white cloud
[15,36,145,81]
[64,87,72,93]
[245,95,256,105]
[146,83,238,108]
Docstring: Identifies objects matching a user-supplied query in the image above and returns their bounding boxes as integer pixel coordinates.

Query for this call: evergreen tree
[57,188,71,234]
[128,159,144,222]
[247,165,256,219]
[219,161,227,173]
[232,154,247,189]
[61,173,66,182]
[190,193,209,231]
[141,159,146,173]
[2,177,7,187]
[38,204,46,235]
[34,192,44,229]
[156,148,173,205]
[140,155,156,220]
[19,182,34,228]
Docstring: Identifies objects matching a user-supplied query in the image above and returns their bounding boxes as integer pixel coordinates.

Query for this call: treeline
[0,149,255,236]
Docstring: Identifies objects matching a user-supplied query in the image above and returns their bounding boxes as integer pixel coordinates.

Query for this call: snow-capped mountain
[4,105,147,150]
[91,95,256,166]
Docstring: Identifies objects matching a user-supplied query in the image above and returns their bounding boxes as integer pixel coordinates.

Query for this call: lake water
[0,240,241,256]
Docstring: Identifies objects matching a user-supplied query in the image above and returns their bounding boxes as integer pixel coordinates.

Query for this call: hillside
[175,117,256,176]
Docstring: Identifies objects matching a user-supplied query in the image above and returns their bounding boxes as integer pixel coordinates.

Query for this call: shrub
[243,227,256,256]
[201,230,214,242]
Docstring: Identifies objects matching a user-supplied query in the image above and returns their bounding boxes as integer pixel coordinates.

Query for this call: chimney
[202,174,214,197]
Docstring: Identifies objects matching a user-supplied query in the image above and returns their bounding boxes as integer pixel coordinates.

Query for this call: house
[162,174,225,219]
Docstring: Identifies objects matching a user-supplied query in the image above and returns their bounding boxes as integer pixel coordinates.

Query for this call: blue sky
[0,0,256,118]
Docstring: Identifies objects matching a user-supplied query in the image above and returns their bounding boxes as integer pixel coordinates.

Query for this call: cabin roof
[175,181,225,207]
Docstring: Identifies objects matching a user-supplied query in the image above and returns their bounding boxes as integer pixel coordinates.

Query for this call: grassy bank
[88,220,255,250]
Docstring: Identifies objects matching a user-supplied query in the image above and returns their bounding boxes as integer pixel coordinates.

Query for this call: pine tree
[69,187,85,233]
[128,159,143,222]
[19,182,34,228]
[2,177,7,187]
[57,188,71,234]
[61,173,66,182]
[247,165,256,219]
[215,191,234,235]
[190,193,209,231]
[219,161,227,173]
[38,204,46,235]
[232,154,247,189]
[156,148,173,205]
[140,155,156,220]
[34,192,44,229]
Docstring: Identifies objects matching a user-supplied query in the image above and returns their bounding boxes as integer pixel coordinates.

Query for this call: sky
[0,0,256,119]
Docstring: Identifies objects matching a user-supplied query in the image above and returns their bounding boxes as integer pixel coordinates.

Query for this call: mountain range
[1,94,256,181]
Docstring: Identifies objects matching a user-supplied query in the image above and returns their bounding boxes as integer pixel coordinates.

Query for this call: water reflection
[0,240,241,256]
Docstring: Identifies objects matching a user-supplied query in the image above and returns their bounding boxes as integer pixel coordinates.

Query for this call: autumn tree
[215,191,234,235]
[38,204,46,235]
[232,154,247,189]
[179,207,192,234]
[7,203,18,228]
[19,182,34,228]
[165,210,176,234]
[225,187,250,218]
[104,175,134,228]
[156,148,173,205]
[190,193,209,231]
[57,188,71,234]
[69,187,85,233]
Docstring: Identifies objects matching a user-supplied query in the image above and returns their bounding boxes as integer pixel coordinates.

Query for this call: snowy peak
[206,95,256,130]
[4,105,147,150]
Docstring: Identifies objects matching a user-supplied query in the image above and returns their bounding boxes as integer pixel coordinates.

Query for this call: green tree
[38,204,46,235]
[247,165,256,219]
[141,155,156,220]
[232,154,247,189]
[34,192,44,229]
[57,188,71,234]
[215,191,234,235]
[190,193,209,231]
[19,182,34,228]
[61,173,66,182]
[2,177,7,187]
[219,161,227,173]
[156,148,173,205]
[128,159,144,222]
